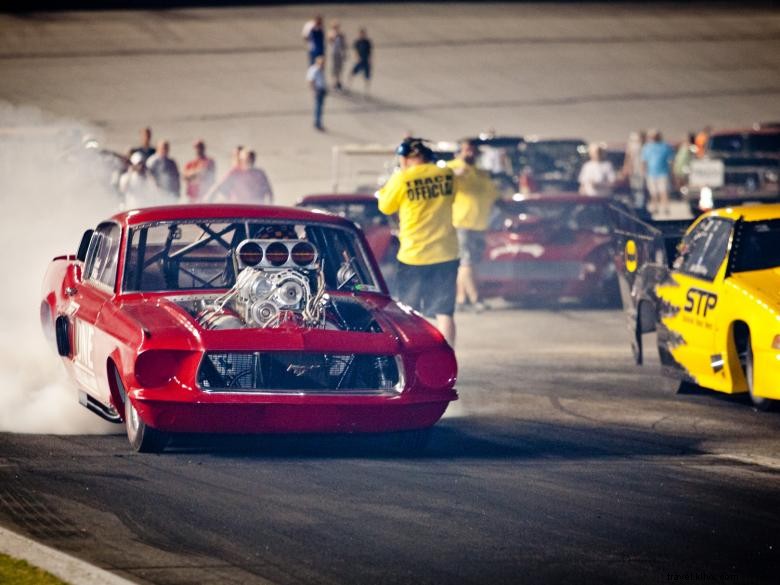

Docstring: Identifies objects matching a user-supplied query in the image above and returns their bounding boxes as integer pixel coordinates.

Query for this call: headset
[396,137,435,161]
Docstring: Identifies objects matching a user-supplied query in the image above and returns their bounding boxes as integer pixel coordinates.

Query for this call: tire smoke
[0,102,119,434]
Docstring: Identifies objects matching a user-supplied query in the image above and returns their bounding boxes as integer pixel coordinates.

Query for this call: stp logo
[684,288,718,317]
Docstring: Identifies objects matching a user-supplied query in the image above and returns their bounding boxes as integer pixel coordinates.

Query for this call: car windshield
[298,200,389,230]
[521,141,587,173]
[495,201,610,232]
[710,133,780,155]
[731,219,780,273]
[122,219,380,293]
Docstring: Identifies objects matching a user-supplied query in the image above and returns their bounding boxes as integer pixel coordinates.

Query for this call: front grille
[198,352,401,394]
[477,260,583,281]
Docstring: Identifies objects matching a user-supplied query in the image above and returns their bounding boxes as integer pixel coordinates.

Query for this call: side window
[676,218,732,281]
[84,222,122,290]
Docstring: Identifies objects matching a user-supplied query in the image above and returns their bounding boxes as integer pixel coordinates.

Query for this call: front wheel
[125,397,169,453]
[387,428,432,456]
[740,337,775,411]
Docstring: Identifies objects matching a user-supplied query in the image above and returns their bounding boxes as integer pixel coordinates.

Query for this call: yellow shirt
[447,158,500,231]
[377,162,459,265]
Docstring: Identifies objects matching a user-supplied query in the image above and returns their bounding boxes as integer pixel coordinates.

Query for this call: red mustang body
[41,205,456,450]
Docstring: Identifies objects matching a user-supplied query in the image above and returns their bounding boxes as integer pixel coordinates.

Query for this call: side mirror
[76,229,94,263]
[66,263,83,286]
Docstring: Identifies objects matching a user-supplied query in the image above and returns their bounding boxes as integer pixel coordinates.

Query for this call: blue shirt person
[641,138,674,178]
[640,130,675,215]
[306,56,328,130]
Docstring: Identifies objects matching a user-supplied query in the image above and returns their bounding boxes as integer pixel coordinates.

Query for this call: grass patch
[0,552,69,585]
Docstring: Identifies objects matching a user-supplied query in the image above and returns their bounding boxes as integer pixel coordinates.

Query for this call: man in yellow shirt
[447,140,500,312]
[377,138,459,346]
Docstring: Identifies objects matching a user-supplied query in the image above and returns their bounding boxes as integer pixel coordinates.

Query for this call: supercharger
[196,239,326,330]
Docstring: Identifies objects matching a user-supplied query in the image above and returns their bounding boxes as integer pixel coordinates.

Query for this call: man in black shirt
[130,127,155,163]
[350,28,372,93]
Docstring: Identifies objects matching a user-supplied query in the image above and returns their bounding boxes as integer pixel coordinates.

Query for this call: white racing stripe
[0,525,137,585]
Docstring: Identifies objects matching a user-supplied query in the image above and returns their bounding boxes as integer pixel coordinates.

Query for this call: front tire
[125,396,169,453]
[387,428,432,455]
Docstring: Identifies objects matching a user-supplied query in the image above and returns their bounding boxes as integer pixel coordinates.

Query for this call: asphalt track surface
[0,3,779,585]
[1,308,779,585]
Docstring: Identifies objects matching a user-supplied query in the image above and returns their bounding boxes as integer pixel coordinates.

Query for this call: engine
[195,239,325,330]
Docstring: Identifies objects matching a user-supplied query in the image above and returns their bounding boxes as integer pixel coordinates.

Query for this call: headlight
[415,348,457,389]
[699,186,714,211]
[135,350,187,387]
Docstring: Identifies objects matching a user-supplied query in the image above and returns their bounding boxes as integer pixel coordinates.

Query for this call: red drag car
[41,205,457,452]
[477,195,631,306]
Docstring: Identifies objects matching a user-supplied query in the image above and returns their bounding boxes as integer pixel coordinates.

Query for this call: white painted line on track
[711,453,780,471]
[0,525,137,585]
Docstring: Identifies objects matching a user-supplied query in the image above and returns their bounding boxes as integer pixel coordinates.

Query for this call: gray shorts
[646,175,670,198]
[457,229,486,267]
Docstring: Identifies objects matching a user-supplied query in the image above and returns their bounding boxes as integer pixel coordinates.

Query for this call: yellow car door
[655,217,734,390]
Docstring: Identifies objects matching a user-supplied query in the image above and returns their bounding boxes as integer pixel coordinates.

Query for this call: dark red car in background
[297,194,399,288]
[477,195,635,306]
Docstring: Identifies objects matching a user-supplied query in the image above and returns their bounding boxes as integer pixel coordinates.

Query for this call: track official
[447,139,499,312]
[378,138,459,346]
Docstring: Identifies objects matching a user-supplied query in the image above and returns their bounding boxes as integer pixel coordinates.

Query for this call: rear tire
[125,396,169,453]
[740,336,775,411]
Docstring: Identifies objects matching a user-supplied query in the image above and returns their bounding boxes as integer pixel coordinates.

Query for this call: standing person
[350,28,372,94]
[623,130,646,210]
[145,140,180,199]
[673,133,696,191]
[119,151,158,209]
[306,56,328,131]
[328,21,347,91]
[377,138,459,346]
[578,142,616,197]
[130,127,155,163]
[447,139,499,313]
[694,125,712,158]
[182,139,216,202]
[302,15,325,65]
[230,145,244,170]
[641,129,675,216]
[206,149,273,204]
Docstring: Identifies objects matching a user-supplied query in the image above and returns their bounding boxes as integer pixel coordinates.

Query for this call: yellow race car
[619,203,780,410]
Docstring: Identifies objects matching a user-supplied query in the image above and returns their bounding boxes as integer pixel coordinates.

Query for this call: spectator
[673,133,696,190]
[448,139,500,313]
[328,21,347,91]
[119,151,158,209]
[694,125,712,158]
[306,55,328,131]
[206,149,273,204]
[129,127,155,163]
[377,138,459,346]
[578,143,615,197]
[145,140,180,199]
[350,28,372,93]
[230,145,244,170]
[302,15,325,65]
[641,129,675,216]
[623,130,647,209]
[182,139,216,202]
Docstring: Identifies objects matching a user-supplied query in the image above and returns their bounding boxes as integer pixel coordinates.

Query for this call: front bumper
[131,388,456,434]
